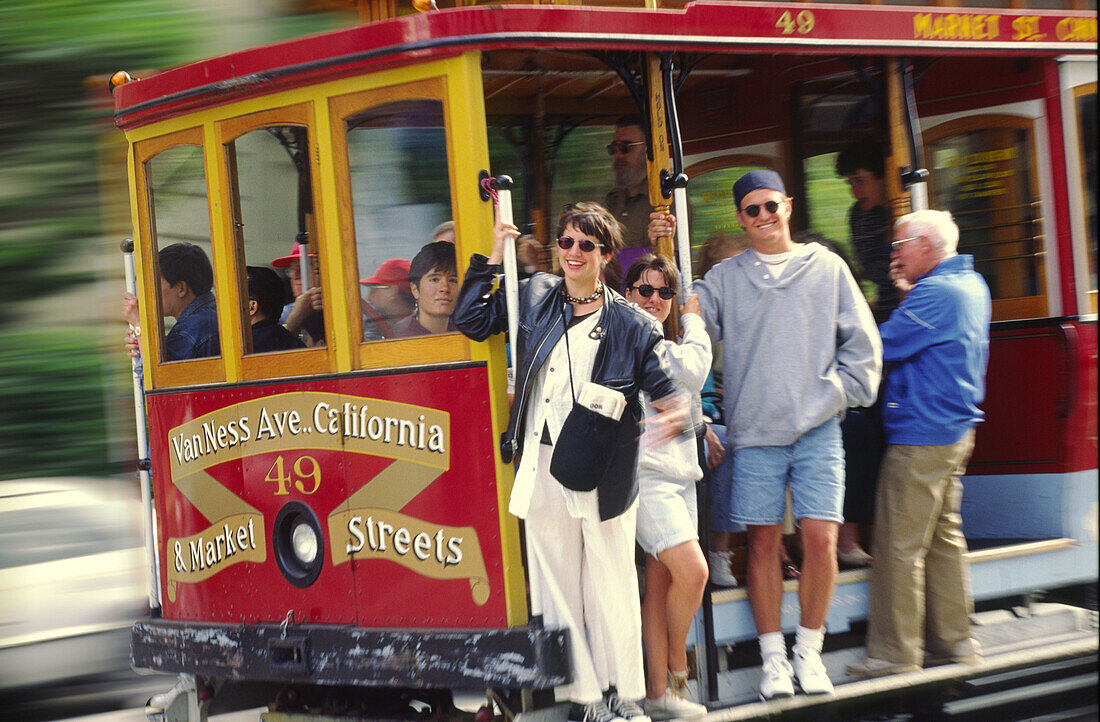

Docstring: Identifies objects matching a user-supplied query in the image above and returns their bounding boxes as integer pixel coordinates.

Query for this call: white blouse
[508,310,602,521]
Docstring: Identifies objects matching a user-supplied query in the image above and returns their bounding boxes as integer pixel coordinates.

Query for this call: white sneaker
[791,644,835,695]
[707,550,738,588]
[758,654,795,700]
[146,673,194,714]
[643,690,708,720]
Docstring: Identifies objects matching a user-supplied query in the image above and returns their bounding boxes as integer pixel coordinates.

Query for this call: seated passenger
[270,242,308,324]
[396,241,457,337]
[359,258,414,341]
[246,266,305,353]
[122,242,219,361]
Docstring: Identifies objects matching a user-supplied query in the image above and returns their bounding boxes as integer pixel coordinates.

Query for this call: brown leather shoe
[846,657,921,678]
[925,638,982,667]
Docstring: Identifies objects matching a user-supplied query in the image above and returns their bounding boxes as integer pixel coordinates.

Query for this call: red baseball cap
[359,258,412,295]
[271,244,313,268]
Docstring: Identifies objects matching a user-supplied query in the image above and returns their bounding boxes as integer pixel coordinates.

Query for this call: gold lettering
[914,13,934,39]
[1057,17,1098,42]
[1012,16,1044,41]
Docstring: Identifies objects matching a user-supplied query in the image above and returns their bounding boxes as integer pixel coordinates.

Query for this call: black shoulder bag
[549,306,633,492]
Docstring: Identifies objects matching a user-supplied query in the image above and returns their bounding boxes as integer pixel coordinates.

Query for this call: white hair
[895,209,959,255]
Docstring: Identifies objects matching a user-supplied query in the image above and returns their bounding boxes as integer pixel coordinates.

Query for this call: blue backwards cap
[733,170,787,209]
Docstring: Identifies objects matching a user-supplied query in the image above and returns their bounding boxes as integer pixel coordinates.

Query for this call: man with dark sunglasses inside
[604,116,655,252]
[649,169,881,702]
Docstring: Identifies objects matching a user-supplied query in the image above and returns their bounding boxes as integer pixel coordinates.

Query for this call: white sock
[795,625,824,653]
[759,631,786,660]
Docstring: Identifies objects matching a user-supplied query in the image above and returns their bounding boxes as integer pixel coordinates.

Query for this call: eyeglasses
[557,236,603,253]
[739,200,783,218]
[892,236,920,249]
[606,141,646,156]
[629,284,676,300]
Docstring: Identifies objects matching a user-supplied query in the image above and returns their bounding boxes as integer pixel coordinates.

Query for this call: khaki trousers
[866,430,976,666]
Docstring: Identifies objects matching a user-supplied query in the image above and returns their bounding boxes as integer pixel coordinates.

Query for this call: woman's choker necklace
[563,280,603,305]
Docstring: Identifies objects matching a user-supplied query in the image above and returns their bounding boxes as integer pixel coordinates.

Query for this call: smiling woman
[453,201,686,722]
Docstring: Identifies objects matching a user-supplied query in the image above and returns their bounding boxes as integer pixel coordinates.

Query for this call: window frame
[1070,82,1097,315]
[924,114,1047,322]
[214,102,335,382]
[133,126,225,389]
[329,76,469,371]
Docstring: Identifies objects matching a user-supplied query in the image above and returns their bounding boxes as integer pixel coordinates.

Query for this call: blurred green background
[0,0,355,481]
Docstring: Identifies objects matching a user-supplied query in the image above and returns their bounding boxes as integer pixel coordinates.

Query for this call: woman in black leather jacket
[453,202,684,722]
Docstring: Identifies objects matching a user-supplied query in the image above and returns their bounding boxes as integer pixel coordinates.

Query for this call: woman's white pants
[523,444,644,704]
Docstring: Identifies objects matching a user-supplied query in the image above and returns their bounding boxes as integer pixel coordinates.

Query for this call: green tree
[0,0,350,480]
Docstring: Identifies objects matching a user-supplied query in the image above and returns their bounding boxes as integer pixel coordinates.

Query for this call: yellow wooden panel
[445,52,529,627]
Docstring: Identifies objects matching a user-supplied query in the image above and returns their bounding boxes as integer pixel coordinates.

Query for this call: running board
[702,602,1098,719]
[708,538,1079,605]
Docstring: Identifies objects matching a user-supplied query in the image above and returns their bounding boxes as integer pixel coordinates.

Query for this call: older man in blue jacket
[848,209,992,678]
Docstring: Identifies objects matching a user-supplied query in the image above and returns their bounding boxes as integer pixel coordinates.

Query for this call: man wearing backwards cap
[360,258,414,341]
[650,169,881,700]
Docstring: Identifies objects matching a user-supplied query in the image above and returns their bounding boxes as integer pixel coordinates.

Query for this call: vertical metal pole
[672,186,694,295]
[122,239,161,610]
[297,236,311,292]
[496,177,520,376]
[900,59,929,211]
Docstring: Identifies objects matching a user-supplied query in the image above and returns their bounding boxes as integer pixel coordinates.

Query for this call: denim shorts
[708,452,746,534]
[728,415,845,526]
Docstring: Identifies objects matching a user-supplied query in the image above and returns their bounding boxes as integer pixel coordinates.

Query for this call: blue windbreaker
[880,254,991,446]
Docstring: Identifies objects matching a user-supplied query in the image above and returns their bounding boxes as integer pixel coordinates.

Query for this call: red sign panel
[113,3,1096,130]
[146,365,508,628]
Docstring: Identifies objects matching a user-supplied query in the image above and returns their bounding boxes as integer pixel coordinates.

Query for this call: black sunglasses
[740,200,783,218]
[605,141,646,156]
[630,284,676,300]
[557,236,603,253]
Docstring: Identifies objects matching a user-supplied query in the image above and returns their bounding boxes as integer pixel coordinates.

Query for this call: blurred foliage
[0,0,201,326]
[0,331,112,478]
[0,0,352,480]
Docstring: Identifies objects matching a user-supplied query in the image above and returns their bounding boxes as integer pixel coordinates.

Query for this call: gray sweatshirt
[694,242,882,449]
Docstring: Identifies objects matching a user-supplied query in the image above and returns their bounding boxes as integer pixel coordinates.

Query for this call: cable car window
[794,77,887,311]
[224,124,321,353]
[145,144,221,363]
[926,116,1045,320]
[345,100,456,340]
[1075,88,1097,313]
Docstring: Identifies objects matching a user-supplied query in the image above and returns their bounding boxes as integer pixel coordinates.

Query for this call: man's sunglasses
[606,141,646,156]
[739,200,784,218]
[630,284,677,300]
[557,236,603,253]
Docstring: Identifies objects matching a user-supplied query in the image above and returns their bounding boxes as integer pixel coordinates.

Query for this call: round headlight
[291,520,319,565]
[272,501,323,588]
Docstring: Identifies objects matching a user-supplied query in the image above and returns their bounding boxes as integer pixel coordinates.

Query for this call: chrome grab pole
[496,176,520,376]
[122,239,161,610]
[672,185,694,295]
